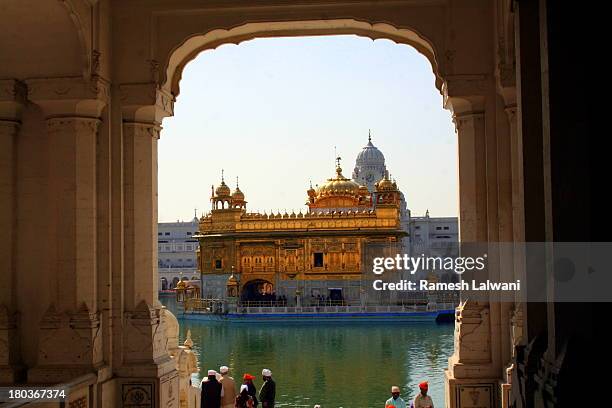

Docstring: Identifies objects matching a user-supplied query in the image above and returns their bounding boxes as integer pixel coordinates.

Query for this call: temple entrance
[240,279,275,304]
[328,288,344,304]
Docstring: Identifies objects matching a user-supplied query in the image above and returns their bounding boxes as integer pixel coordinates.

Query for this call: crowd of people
[200,366,433,408]
[200,366,276,408]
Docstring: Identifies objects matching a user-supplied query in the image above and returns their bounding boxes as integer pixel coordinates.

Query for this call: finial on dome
[368,129,371,143]
[221,168,225,182]
[236,176,239,188]
[335,156,342,175]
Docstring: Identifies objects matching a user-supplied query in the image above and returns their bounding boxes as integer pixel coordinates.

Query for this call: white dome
[356,139,385,166]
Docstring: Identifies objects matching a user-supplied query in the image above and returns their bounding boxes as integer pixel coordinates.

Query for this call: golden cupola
[214,170,231,197]
[307,157,366,210]
[374,170,401,206]
[212,170,242,211]
[231,177,247,209]
[232,186,244,201]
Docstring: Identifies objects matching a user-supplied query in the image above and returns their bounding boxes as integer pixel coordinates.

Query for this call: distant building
[157,218,200,291]
[408,210,459,281]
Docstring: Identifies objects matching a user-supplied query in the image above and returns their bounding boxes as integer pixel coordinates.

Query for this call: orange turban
[419,381,428,390]
[243,374,255,380]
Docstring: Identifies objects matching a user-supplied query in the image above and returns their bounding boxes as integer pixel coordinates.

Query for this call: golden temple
[195,159,406,303]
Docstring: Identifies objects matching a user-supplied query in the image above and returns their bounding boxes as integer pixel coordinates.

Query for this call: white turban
[391,386,400,393]
[219,366,229,374]
[240,384,248,393]
[262,368,272,377]
[207,369,217,376]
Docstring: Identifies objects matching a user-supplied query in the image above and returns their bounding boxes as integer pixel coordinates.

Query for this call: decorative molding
[120,82,175,123]
[0,80,27,104]
[30,303,103,383]
[122,383,154,408]
[26,76,109,104]
[46,116,101,135]
[442,75,489,115]
[0,120,21,135]
[123,121,162,140]
[452,111,485,133]
[0,80,27,120]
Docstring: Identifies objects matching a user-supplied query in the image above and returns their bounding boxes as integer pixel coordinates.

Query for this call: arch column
[0,79,27,383]
[116,82,178,407]
[443,76,502,408]
[24,77,108,382]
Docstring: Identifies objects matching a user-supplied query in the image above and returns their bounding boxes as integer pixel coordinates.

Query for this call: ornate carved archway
[162,19,443,98]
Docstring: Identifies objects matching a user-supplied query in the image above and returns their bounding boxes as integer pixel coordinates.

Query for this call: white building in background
[157,217,200,291]
[351,132,458,279]
[408,211,459,281]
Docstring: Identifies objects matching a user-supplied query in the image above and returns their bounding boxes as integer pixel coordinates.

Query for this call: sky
[158,35,458,222]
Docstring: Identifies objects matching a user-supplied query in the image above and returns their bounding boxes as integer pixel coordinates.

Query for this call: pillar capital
[442,74,488,115]
[25,76,109,118]
[453,111,485,134]
[0,79,27,121]
[0,119,21,135]
[46,116,101,134]
[120,82,174,123]
[123,121,162,139]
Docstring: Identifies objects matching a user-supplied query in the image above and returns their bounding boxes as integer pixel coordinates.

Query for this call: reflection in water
[162,297,453,408]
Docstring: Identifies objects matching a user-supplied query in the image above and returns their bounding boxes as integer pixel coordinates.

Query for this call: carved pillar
[25,77,108,382]
[116,83,178,407]
[443,77,500,408]
[0,79,26,383]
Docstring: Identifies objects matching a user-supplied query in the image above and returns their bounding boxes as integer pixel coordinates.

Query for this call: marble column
[0,80,26,383]
[0,119,23,384]
[116,83,178,407]
[443,78,501,408]
[26,77,108,383]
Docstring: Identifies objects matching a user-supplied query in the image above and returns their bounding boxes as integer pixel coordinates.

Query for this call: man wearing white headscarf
[201,369,223,408]
[385,385,407,408]
[258,369,276,408]
[218,365,236,408]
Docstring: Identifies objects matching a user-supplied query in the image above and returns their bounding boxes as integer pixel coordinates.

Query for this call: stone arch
[240,279,275,302]
[162,19,443,99]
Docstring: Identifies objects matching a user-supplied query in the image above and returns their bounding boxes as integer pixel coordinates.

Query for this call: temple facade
[196,136,458,303]
[195,158,408,305]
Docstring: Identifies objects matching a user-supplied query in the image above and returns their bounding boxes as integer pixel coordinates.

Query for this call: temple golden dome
[231,176,245,201]
[215,170,231,196]
[215,180,231,197]
[376,172,396,192]
[317,164,360,196]
[232,187,244,201]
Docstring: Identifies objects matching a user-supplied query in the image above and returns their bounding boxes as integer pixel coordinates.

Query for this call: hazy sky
[159,35,457,222]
